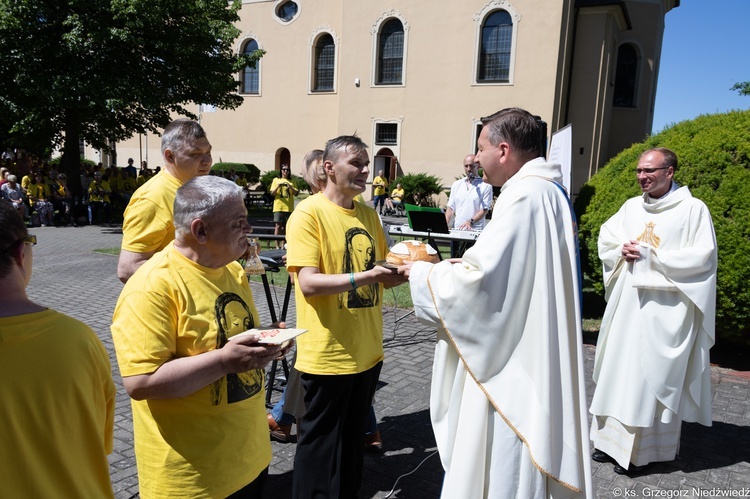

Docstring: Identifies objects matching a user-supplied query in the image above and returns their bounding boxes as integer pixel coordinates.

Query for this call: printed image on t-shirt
[210,292,263,405]
[340,227,379,309]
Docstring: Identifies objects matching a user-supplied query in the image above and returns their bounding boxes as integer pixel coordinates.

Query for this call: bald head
[463,154,478,176]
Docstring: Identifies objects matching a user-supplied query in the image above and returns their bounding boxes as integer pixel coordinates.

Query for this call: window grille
[375,123,398,145]
[478,10,512,82]
[315,35,335,92]
[377,19,404,85]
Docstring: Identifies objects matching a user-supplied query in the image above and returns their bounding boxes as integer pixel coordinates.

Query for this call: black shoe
[613,462,650,475]
[592,449,615,464]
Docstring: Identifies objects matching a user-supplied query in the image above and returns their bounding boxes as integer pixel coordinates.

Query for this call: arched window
[377,19,404,85]
[241,39,260,95]
[478,10,513,82]
[613,43,639,108]
[314,34,335,92]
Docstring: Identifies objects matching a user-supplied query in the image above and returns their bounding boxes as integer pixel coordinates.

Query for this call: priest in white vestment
[401,108,593,498]
[589,147,717,474]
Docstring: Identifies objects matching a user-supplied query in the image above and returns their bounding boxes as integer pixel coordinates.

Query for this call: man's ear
[163,148,176,166]
[497,142,511,162]
[191,218,208,244]
[12,241,27,268]
[323,160,335,175]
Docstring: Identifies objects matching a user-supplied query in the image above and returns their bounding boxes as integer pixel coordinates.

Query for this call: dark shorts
[274,211,290,224]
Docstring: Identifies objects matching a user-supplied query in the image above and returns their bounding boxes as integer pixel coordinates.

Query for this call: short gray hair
[161,119,207,156]
[174,175,243,238]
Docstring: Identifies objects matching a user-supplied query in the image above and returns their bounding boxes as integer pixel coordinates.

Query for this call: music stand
[258,250,292,407]
[405,208,449,261]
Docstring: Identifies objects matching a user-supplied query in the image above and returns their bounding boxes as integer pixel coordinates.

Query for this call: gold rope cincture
[423,174,583,492]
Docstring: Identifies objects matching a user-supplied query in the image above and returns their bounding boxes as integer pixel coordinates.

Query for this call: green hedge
[575,110,750,346]
[212,162,261,181]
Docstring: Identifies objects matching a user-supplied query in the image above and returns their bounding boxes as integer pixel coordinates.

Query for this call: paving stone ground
[25,225,750,499]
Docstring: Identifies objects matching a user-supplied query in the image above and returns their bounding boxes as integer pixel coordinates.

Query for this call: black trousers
[225,467,268,499]
[292,362,383,499]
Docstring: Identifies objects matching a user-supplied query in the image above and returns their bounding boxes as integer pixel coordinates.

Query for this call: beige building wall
[107,0,677,201]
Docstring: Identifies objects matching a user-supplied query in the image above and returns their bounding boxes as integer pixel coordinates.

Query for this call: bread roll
[386,240,440,265]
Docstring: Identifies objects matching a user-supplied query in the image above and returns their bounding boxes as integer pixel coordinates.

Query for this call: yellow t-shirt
[373,175,388,196]
[111,244,270,498]
[21,174,32,191]
[287,193,387,375]
[271,177,295,213]
[0,309,115,498]
[88,180,111,203]
[121,170,182,253]
[390,188,404,201]
[27,182,50,201]
[120,177,136,195]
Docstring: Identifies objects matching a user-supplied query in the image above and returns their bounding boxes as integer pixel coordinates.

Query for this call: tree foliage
[0,0,263,196]
[731,81,750,96]
[574,110,750,346]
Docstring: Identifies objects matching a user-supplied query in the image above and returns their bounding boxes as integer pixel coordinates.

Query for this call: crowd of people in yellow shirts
[0,154,277,227]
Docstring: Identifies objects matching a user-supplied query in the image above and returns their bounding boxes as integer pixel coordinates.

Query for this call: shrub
[212,162,260,181]
[575,110,750,346]
[397,172,444,207]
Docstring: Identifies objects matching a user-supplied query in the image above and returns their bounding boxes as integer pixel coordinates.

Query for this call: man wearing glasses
[590,147,717,475]
[0,204,116,497]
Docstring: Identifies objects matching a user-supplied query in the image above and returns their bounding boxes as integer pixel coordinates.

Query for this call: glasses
[464,163,478,168]
[3,234,36,254]
[636,167,669,175]
[280,168,290,171]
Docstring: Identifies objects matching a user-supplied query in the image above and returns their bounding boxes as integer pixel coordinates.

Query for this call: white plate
[229,327,308,345]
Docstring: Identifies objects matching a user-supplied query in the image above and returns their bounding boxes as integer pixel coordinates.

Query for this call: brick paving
[25,225,750,499]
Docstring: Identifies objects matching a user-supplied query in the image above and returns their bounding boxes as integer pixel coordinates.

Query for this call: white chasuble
[410,159,592,498]
[590,185,716,468]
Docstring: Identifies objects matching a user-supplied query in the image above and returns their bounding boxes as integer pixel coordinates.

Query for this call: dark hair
[323,134,368,165]
[161,119,207,156]
[480,107,544,158]
[0,203,29,278]
[642,147,678,171]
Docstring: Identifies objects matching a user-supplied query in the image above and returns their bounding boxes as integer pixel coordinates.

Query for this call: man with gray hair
[111,175,287,498]
[117,118,213,282]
